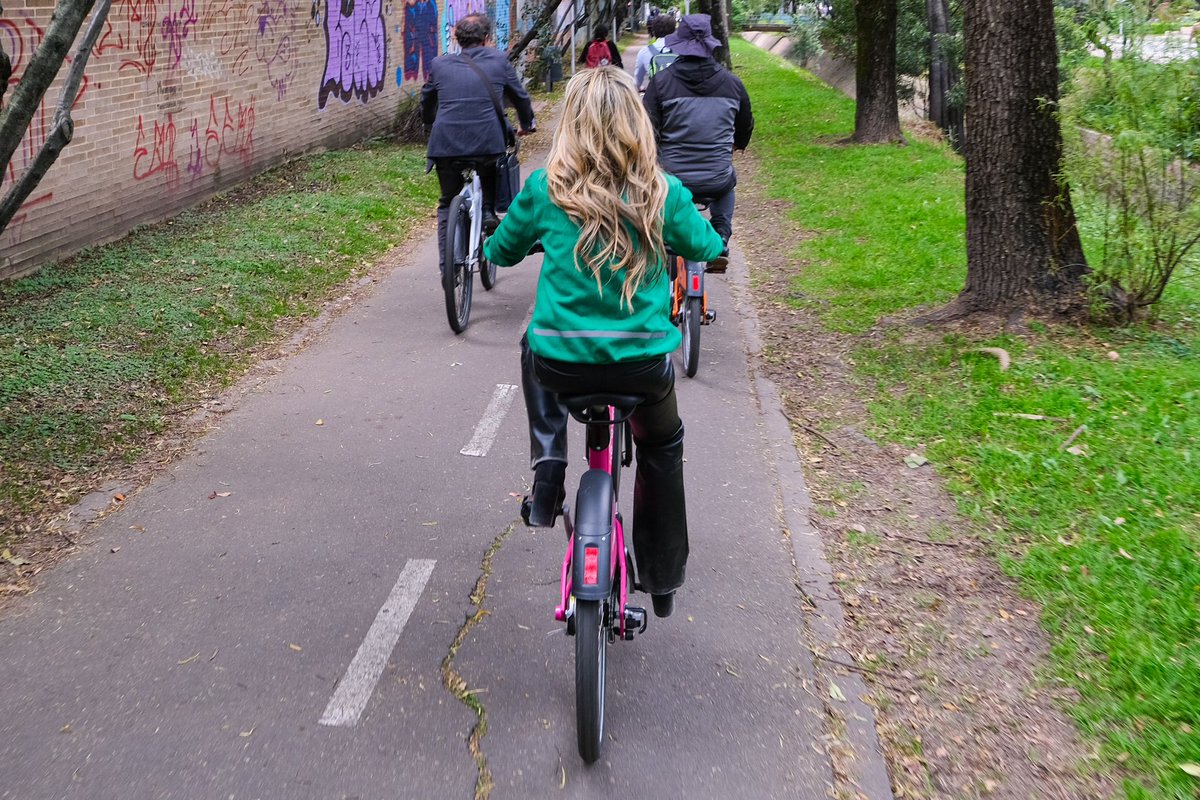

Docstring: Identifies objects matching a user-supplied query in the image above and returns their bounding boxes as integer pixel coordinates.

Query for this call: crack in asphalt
[440,520,517,800]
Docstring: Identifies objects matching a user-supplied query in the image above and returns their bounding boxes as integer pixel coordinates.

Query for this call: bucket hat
[663,14,721,57]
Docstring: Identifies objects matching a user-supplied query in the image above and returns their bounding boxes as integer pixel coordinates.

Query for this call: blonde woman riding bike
[484,67,723,619]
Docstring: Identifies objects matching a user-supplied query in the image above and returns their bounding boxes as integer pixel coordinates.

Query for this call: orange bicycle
[668,248,716,378]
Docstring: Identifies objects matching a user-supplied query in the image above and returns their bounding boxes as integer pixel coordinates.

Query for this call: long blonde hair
[546,66,668,310]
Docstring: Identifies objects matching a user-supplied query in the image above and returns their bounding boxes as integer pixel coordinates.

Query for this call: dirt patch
[735,157,1114,799]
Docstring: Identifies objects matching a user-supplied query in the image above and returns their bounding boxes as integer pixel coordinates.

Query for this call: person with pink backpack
[578,24,624,69]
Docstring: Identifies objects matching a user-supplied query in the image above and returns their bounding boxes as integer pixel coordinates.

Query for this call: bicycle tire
[681,295,702,378]
[442,196,473,333]
[479,238,498,290]
[574,597,606,763]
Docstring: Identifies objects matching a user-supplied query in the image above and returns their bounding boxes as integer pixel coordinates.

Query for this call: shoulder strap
[456,53,515,148]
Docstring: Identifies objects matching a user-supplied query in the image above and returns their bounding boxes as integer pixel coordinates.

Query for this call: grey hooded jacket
[643,56,754,197]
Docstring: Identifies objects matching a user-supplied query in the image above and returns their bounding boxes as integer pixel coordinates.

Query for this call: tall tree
[947,0,1089,318]
[696,0,732,68]
[925,0,963,148]
[0,0,112,236]
[852,0,905,143]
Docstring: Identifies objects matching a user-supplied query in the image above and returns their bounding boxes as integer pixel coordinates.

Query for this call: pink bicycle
[554,392,650,763]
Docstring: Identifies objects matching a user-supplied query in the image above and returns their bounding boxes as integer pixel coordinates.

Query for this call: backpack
[648,43,677,76]
[585,39,611,68]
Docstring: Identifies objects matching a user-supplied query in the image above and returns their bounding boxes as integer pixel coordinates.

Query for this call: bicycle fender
[684,260,705,298]
[572,469,613,601]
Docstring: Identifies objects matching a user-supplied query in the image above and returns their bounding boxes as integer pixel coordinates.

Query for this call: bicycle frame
[555,408,636,639]
[458,170,483,274]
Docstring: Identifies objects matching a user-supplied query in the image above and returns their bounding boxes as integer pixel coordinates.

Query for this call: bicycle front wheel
[479,239,498,290]
[574,597,606,763]
[681,295,702,378]
[442,196,473,333]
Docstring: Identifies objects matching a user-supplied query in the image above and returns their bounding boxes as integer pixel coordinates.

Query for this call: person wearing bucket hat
[643,13,753,272]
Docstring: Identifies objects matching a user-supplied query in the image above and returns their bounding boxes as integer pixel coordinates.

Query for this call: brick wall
[1,0,521,281]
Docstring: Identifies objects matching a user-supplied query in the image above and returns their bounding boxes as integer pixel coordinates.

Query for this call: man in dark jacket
[421,14,535,251]
[642,14,752,271]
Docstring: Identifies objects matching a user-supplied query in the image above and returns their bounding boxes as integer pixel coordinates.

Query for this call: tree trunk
[956,0,1089,316]
[852,0,904,144]
[508,0,564,63]
[925,0,963,150]
[0,0,97,177]
[696,0,732,68]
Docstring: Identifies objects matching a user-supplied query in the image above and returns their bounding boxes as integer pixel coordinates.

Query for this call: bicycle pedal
[704,310,716,323]
[622,606,648,639]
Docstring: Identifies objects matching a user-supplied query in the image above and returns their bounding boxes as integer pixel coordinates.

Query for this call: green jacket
[483,169,724,363]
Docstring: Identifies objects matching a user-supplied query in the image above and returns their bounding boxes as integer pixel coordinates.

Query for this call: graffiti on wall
[161,0,198,68]
[132,113,180,190]
[255,0,300,99]
[97,0,160,74]
[441,0,484,53]
[131,95,256,188]
[318,0,388,108]
[1,15,56,242]
[488,0,509,50]
[203,94,257,169]
[200,0,255,77]
[401,0,437,83]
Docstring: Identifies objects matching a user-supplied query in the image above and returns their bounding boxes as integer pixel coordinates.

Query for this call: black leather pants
[520,336,689,594]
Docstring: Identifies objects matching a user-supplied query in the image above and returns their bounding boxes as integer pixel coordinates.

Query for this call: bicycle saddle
[559,393,645,422]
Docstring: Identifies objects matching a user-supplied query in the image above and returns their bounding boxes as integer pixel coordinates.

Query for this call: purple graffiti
[256,0,299,99]
[161,0,197,68]
[186,118,204,181]
[318,0,387,108]
[402,0,437,83]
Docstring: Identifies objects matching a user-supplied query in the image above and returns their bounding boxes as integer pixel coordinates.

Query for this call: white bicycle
[441,160,500,334]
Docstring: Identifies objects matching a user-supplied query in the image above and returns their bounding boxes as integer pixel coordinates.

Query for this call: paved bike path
[0,58,847,800]
[456,260,830,798]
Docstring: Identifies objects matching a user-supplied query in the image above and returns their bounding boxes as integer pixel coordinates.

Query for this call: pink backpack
[585,39,611,68]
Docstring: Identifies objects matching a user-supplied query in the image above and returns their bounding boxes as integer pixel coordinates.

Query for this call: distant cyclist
[578,24,624,69]
[634,14,676,91]
[483,67,723,619]
[421,14,535,255]
[642,14,753,272]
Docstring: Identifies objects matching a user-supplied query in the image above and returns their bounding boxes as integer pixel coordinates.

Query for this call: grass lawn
[730,37,1200,799]
[0,141,438,541]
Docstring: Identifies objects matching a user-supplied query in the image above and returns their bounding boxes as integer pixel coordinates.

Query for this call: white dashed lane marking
[319,559,436,728]
[460,383,519,457]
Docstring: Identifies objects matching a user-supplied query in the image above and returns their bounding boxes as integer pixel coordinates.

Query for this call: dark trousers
[520,336,689,594]
[686,171,737,242]
[435,156,499,256]
[707,187,735,242]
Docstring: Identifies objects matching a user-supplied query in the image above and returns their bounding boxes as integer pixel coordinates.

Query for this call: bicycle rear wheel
[681,295,702,378]
[574,597,606,763]
[442,196,473,333]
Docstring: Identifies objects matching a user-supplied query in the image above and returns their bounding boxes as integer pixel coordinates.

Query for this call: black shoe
[482,211,501,235]
[651,591,675,618]
[707,245,730,274]
[522,462,565,528]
